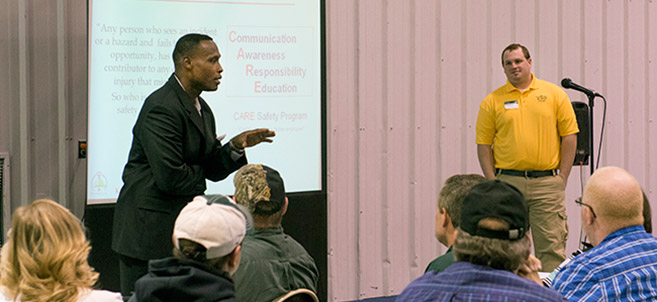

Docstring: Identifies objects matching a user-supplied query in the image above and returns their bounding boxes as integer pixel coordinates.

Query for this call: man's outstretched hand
[230,128,276,150]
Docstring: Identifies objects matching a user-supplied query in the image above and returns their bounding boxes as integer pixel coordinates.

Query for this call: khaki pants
[496,173,568,271]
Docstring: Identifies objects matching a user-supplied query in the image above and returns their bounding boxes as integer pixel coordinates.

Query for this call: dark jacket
[128,257,242,302]
[424,246,455,273]
[112,74,246,260]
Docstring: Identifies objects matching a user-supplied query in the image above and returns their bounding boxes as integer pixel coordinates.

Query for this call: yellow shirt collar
[504,72,537,93]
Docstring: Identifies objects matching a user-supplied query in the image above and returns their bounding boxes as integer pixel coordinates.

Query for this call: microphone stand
[587,93,595,176]
[562,78,608,253]
[579,94,595,253]
[579,91,604,252]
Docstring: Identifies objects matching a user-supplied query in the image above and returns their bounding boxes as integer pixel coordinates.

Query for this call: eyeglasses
[575,197,597,219]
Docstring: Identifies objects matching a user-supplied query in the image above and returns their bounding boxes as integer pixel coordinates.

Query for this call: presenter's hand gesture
[231,128,276,149]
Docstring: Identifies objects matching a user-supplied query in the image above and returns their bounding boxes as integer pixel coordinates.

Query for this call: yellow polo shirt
[476,74,579,170]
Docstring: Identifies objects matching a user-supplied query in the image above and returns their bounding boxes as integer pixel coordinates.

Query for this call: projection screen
[87,0,322,204]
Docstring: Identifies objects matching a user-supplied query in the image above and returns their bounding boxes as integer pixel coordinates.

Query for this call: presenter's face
[190,40,223,92]
[502,48,532,86]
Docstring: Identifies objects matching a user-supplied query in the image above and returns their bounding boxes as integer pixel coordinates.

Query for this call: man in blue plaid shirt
[397,180,567,302]
[552,166,657,300]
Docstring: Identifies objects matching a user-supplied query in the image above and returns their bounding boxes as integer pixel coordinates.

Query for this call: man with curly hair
[231,164,318,301]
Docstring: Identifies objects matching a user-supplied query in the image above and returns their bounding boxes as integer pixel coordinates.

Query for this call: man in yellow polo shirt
[476,43,579,271]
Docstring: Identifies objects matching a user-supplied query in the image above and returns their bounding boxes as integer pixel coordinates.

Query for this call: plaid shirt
[397,262,567,301]
[552,225,657,301]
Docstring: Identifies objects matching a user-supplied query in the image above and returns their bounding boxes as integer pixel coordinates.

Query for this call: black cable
[579,162,584,193]
[577,163,589,251]
[595,95,607,169]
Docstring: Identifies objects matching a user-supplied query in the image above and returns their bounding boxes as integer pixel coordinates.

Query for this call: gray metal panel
[1,0,88,218]
[326,0,360,299]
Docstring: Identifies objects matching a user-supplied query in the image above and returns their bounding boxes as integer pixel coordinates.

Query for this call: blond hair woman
[0,199,121,302]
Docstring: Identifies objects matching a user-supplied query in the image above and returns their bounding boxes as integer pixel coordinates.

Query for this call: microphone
[561,78,600,97]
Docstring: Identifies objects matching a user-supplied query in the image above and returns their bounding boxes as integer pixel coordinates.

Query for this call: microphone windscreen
[561,78,572,88]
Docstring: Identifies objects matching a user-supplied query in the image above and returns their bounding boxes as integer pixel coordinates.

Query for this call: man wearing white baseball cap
[128,195,252,302]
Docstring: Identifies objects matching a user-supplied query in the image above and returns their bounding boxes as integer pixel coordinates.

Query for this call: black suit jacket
[112,74,246,260]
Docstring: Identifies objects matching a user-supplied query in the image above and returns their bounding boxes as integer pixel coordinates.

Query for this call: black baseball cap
[460,180,529,241]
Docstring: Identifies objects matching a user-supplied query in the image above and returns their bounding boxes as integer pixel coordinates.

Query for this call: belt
[496,169,558,178]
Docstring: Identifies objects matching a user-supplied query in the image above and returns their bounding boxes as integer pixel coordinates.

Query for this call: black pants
[119,254,149,299]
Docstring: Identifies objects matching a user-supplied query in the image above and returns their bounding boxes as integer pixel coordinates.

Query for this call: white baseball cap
[173,195,253,259]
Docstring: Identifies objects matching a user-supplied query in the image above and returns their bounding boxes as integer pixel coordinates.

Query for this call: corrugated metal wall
[0,0,88,226]
[1,0,656,301]
[327,0,657,300]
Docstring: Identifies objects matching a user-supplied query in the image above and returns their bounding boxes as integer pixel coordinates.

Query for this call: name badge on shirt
[504,100,519,109]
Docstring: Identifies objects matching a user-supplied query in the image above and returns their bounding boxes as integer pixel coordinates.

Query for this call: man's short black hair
[172,33,213,64]
[501,43,531,66]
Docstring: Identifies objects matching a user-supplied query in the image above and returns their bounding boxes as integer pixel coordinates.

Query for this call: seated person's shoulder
[425,250,455,273]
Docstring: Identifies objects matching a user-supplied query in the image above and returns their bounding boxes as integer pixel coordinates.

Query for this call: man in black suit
[111,33,275,297]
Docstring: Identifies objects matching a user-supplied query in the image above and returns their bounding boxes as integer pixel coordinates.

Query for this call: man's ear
[582,207,595,225]
[282,197,288,216]
[182,56,193,70]
[441,208,451,228]
[228,245,241,269]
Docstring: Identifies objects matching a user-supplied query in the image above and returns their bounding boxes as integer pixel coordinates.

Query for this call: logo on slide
[91,172,108,193]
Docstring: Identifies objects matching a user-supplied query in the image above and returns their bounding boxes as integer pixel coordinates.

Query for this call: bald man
[552,167,657,300]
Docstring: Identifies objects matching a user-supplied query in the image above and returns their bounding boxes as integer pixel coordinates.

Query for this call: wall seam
[57,0,68,206]
[18,0,28,204]
[380,0,389,295]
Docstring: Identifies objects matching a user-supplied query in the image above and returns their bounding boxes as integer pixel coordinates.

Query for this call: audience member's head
[643,190,652,234]
[581,166,643,246]
[435,174,487,247]
[453,180,531,273]
[172,195,252,276]
[233,164,287,228]
[0,199,99,302]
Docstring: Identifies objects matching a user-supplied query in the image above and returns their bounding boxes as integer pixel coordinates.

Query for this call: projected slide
[88,0,321,204]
